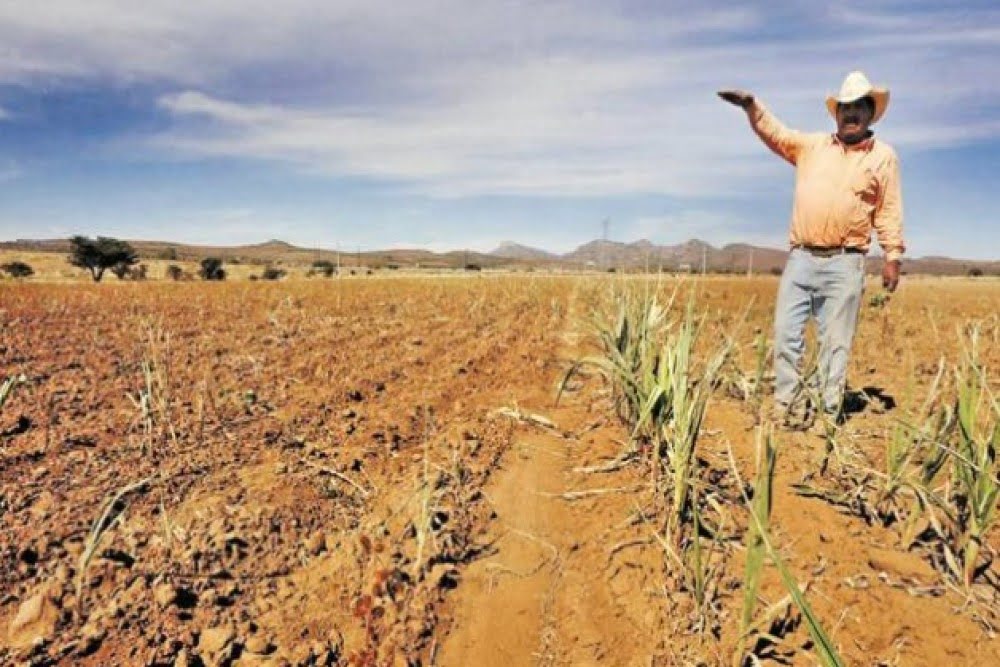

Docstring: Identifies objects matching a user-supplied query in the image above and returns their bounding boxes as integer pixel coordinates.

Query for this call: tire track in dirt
[437,293,662,667]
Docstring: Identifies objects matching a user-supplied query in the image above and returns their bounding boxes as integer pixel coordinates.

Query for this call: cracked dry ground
[2,276,999,666]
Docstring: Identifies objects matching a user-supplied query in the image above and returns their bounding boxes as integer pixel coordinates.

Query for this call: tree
[311,260,336,277]
[199,257,226,281]
[68,236,138,282]
[1,261,34,278]
[166,264,184,281]
[968,267,983,277]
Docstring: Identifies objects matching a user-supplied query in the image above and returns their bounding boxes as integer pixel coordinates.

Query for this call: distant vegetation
[199,257,226,281]
[1,261,34,278]
[261,266,286,281]
[310,260,336,277]
[68,236,138,282]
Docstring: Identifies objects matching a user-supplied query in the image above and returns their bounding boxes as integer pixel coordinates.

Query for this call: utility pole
[748,248,754,277]
[601,218,610,270]
[701,245,707,275]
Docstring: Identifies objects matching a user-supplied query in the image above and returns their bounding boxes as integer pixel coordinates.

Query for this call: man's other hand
[882,260,901,292]
[718,90,754,109]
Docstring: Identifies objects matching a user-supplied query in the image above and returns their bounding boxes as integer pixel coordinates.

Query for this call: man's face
[836,97,874,143]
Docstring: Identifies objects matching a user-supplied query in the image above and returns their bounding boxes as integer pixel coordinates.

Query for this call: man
[718,71,904,429]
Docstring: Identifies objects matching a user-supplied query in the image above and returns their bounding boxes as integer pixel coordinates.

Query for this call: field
[1,275,998,666]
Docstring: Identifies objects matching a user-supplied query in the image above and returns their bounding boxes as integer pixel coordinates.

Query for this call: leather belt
[795,245,864,258]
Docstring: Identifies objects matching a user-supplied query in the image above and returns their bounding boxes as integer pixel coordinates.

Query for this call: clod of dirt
[76,622,106,656]
[866,548,934,582]
[198,624,235,664]
[305,531,326,556]
[8,587,59,649]
[154,582,177,609]
[243,634,272,655]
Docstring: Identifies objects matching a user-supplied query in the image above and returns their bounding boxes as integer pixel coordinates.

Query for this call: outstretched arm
[718,90,808,165]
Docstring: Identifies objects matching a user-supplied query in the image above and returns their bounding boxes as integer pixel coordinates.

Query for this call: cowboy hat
[825,71,889,124]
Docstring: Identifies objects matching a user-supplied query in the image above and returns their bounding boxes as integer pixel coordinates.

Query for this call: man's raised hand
[717,90,754,109]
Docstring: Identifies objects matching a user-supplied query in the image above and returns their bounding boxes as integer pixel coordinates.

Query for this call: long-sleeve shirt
[747,101,905,261]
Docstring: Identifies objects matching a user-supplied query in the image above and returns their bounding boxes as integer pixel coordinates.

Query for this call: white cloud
[1,1,998,200]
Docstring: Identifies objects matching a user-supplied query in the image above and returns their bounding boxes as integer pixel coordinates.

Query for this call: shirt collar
[831,132,876,152]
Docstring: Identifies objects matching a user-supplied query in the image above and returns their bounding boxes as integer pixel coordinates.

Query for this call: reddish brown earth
[1,275,998,666]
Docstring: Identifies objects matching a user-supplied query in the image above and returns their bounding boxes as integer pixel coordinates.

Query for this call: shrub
[68,236,138,282]
[464,263,481,272]
[261,266,286,281]
[1,261,34,278]
[968,267,983,277]
[166,265,183,281]
[111,261,131,280]
[199,257,226,281]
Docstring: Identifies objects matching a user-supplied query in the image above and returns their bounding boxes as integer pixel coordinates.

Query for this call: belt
[795,245,865,258]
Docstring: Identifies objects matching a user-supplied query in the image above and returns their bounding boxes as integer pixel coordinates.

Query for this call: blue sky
[0,1,998,258]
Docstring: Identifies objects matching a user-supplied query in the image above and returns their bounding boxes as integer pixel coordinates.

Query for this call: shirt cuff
[885,249,903,263]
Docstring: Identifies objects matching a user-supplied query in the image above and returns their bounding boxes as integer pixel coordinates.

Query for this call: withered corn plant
[557,282,678,444]
[0,374,24,411]
[634,299,732,539]
[941,326,999,589]
[735,425,776,665]
[728,436,846,667]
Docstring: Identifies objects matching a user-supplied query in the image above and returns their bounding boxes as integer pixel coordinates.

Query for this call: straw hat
[825,71,889,124]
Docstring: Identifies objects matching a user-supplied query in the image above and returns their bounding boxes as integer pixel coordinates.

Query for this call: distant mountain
[490,242,558,262]
[1,237,996,275]
[559,238,781,272]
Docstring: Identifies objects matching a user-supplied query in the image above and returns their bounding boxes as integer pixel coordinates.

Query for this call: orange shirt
[747,101,905,261]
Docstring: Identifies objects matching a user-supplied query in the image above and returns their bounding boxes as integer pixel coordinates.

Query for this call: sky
[0,1,998,259]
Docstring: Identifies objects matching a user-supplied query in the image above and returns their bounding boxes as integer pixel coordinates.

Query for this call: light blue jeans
[773,248,865,414]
